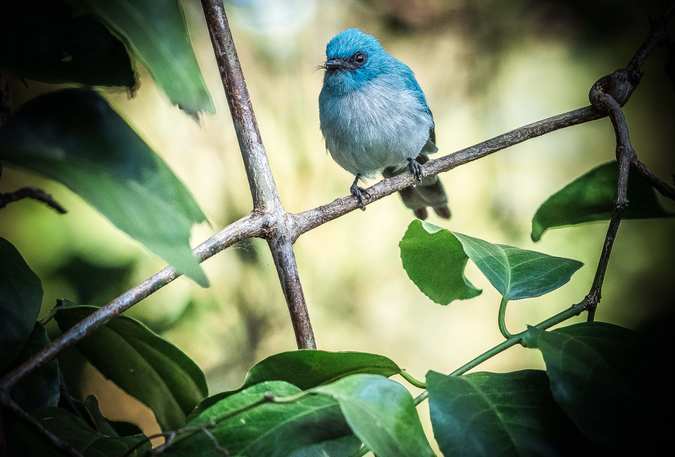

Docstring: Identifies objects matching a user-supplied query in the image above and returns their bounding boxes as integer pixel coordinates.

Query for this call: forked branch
[1,11,672,457]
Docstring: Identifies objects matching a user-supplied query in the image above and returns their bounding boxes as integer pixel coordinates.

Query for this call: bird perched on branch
[318,28,450,220]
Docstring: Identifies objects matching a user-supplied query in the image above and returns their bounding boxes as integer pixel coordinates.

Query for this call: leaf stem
[400,369,427,389]
[497,297,512,339]
[413,299,588,405]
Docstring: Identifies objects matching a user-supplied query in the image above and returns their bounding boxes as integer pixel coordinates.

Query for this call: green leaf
[453,233,583,300]
[192,350,403,416]
[427,370,591,457]
[289,436,363,457]
[531,162,673,241]
[400,221,582,303]
[55,305,208,430]
[76,0,214,115]
[0,3,134,87]
[9,323,60,412]
[169,381,352,457]
[400,220,481,305]
[0,89,209,286]
[527,323,642,447]
[9,407,149,457]
[0,237,42,371]
[82,396,118,437]
[314,374,435,457]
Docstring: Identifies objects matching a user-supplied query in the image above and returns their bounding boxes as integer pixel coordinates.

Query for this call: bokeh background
[2,0,674,447]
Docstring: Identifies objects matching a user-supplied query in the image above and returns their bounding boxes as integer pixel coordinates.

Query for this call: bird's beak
[323,58,344,71]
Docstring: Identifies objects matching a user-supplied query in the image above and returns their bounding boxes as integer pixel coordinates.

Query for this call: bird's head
[320,28,390,93]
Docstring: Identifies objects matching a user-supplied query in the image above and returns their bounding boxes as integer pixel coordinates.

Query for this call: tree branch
[290,106,604,237]
[0,391,84,457]
[1,3,671,401]
[200,0,316,349]
[0,214,264,390]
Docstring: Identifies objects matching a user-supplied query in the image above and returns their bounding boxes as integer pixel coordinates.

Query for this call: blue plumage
[318,28,449,219]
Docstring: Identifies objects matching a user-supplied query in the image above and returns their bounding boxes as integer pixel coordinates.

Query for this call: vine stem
[413,298,589,406]
[497,297,512,339]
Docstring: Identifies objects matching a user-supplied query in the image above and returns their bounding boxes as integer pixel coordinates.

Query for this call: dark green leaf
[531,162,673,241]
[289,436,363,457]
[192,350,402,416]
[9,407,149,457]
[453,233,583,300]
[400,220,481,305]
[169,381,351,457]
[0,2,134,87]
[527,323,642,447]
[82,396,118,437]
[77,0,214,115]
[427,370,590,457]
[0,237,42,371]
[56,305,208,430]
[314,374,434,457]
[9,323,60,412]
[0,89,208,286]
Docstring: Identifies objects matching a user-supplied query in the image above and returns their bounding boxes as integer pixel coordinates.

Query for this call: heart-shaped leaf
[56,305,208,430]
[192,350,403,416]
[453,233,583,300]
[169,381,351,457]
[400,221,582,304]
[526,323,642,447]
[0,89,209,286]
[75,0,214,115]
[314,374,435,457]
[400,220,481,305]
[531,162,673,241]
[0,237,42,371]
[427,370,591,457]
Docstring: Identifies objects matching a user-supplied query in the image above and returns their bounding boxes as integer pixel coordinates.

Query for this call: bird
[318,28,450,220]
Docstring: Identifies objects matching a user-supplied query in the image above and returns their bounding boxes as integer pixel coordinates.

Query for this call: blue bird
[319,28,450,220]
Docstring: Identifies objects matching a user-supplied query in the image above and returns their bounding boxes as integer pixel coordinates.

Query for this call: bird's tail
[383,154,451,220]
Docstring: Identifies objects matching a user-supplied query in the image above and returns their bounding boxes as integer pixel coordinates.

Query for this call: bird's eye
[352,52,367,66]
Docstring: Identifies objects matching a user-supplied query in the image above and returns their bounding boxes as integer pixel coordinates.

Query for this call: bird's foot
[350,178,370,210]
[407,158,424,183]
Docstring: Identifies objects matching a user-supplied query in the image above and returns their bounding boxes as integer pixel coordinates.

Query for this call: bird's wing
[397,62,438,154]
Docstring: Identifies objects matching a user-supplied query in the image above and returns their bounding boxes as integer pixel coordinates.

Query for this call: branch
[0,214,264,390]
[0,391,84,457]
[2,3,671,398]
[290,106,604,237]
[200,0,316,349]
[0,187,67,214]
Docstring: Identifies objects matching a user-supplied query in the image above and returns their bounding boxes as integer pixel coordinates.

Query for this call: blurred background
[1,0,674,446]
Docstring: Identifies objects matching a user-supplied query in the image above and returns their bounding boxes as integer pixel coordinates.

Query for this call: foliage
[531,161,673,241]
[1,3,672,457]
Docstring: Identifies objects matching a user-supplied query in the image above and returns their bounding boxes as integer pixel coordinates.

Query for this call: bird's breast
[319,78,433,177]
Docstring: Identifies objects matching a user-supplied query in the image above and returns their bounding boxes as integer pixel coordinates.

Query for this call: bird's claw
[407,158,424,183]
[350,183,370,210]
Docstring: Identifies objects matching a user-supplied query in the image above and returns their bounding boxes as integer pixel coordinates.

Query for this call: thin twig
[0,187,67,213]
[584,56,642,321]
[0,391,84,457]
[412,298,591,406]
[631,158,675,200]
[0,214,264,390]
